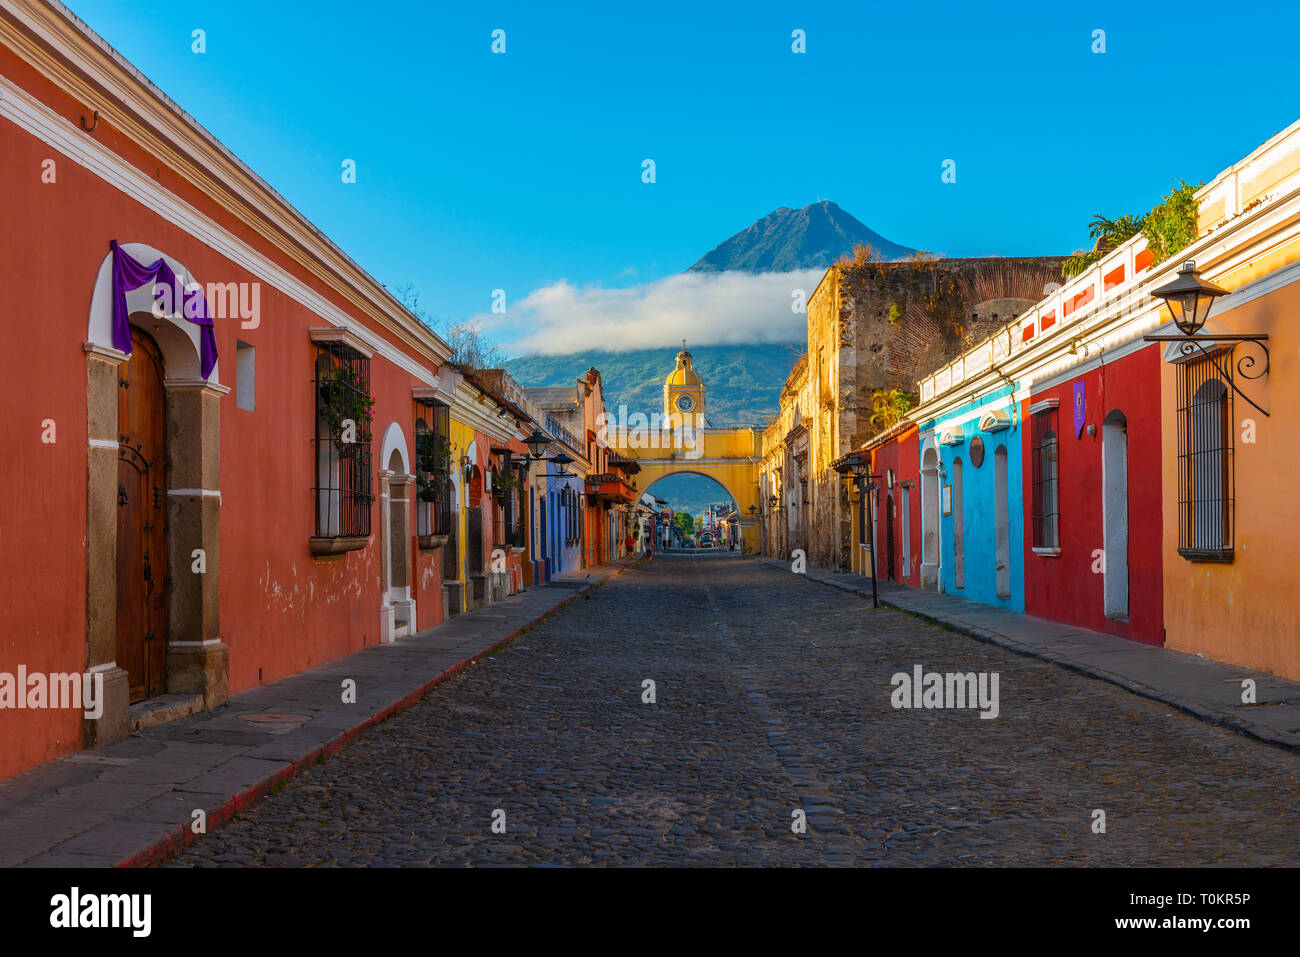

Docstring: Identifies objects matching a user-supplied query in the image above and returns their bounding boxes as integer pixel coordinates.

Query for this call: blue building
[526,402,587,581]
[918,383,1025,611]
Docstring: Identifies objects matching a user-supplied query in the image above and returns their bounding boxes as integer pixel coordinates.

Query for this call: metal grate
[491,454,508,547]
[1177,352,1234,558]
[313,344,373,538]
[413,397,452,538]
[510,462,527,548]
[1030,406,1059,549]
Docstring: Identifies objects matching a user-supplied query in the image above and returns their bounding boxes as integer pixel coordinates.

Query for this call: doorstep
[0,563,626,868]
[761,557,1300,753]
[129,693,205,732]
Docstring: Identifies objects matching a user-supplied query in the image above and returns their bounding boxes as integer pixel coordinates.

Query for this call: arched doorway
[952,457,965,590]
[379,423,415,641]
[1102,410,1129,619]
[921,445,940,589]
[84,242,229,746]
[117,327,168,702]
[994,445,1010,599]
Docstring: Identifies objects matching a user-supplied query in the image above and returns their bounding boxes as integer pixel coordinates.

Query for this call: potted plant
[318,363,375,457]
[491,467,520,502]
[415,430,451,501]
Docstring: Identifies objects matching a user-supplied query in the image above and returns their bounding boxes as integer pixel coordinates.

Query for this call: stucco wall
[1023,346,1165,645]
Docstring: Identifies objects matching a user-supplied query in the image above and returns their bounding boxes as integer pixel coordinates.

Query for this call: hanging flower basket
[415,431,451,501]
[491,467,520,502]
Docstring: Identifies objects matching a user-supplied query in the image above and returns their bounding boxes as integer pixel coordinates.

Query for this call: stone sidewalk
[761,558,1300,753]
[0,563,628,868]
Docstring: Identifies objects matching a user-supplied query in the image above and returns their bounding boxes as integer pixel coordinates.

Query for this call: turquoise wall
[920,386,1025,611]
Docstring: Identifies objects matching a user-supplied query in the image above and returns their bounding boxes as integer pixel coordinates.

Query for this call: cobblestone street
[169,556,1300,867]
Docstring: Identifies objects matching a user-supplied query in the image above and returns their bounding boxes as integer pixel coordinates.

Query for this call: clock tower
[664,346,706,428]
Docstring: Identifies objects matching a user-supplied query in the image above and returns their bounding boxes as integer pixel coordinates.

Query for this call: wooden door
[117,328,168,703]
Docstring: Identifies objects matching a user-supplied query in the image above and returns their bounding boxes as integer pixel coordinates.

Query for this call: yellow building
[606,349,762,552]
[664,347,708,428]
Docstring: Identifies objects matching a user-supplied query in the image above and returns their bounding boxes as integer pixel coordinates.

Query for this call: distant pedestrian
[625,533,634,558]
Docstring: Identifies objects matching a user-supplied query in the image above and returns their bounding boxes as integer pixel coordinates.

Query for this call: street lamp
[1144,259,1271,417]
[547,451,574,477]
[522,428,552,461]
[835,450,880,608]
[1151,260,1228,336]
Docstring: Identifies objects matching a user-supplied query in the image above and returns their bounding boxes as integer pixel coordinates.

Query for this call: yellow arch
[610,426,761,553]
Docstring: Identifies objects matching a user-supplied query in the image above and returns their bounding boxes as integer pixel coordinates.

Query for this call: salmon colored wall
[0,51,446,778]
[0,108,88,779]
[1022,346,1165,645]
[1161,268,1300,678]
[220,329,440,692]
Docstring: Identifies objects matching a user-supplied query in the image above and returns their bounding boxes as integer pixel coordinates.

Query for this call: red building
[864,425,923,587]
[1020,344,1165,645]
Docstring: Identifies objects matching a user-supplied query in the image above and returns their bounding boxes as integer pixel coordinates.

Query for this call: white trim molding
[1028,398,1059,415]
[978,410,1012,433]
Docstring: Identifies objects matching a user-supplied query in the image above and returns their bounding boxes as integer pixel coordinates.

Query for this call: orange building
[1154,119,1300,679]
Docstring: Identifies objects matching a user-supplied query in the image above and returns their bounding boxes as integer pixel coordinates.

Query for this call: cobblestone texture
[167,555,1300,866]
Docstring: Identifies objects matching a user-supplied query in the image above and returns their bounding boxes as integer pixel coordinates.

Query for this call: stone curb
[115,565,628,868]
[759,558,1300,756]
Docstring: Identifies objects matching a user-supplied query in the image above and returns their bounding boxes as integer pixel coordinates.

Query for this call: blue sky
[68,0,1300,354]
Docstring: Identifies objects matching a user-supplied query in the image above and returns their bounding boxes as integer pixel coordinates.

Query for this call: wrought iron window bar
[313,342,373,539]
[413,396,452,540]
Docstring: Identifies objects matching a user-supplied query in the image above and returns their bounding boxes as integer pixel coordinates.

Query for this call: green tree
[1062,214,1143,278]
[1062,182,1201,279]
[674,512,695,542]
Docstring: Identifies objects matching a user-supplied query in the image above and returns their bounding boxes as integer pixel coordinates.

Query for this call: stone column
[84,344,131,748]
[164,379,229,708]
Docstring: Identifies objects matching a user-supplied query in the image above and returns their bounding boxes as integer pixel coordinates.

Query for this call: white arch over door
[379,421,411,476]
[86,242,221,385]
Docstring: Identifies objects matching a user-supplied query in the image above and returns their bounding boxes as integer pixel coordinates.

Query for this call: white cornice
[450,381,514,442]
[309,327,373,359]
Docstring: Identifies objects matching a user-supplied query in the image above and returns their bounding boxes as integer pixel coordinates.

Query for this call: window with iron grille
[510,462,527,548]
[491,463,507,548]
[413,396,452,540]
[565,488,573,545]
[566,486,578,545]
[314,343,373,538]
[1030,406,1059,550]
[1178,352,1234,560]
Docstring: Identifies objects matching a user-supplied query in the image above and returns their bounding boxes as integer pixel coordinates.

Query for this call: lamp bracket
[1143,333,1270,417]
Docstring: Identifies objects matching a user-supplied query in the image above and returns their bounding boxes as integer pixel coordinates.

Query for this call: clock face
[675,394,696,413]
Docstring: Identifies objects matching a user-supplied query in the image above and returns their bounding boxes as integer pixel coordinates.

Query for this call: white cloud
[478,269,826,355]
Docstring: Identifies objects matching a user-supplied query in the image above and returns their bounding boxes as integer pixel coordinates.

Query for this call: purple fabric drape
[110,240,218,379]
